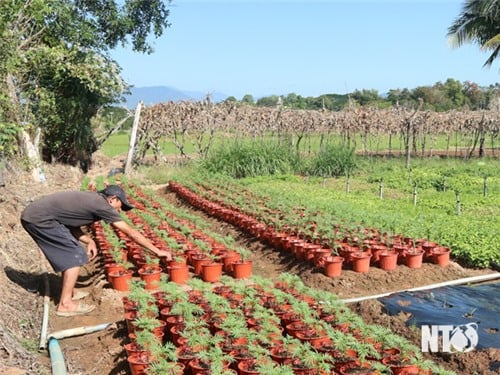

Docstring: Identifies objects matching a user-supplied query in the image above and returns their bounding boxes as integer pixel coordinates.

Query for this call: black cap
[99,185,134,211]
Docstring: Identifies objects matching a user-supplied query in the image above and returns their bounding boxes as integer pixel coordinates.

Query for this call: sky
[110,0,500,99]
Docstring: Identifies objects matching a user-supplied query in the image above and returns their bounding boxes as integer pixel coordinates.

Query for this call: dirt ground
[0,153,498,375]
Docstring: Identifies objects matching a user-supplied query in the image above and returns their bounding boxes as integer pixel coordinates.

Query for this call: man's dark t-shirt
[21,191,123,228]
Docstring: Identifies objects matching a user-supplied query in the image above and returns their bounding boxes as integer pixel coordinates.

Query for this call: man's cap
[99,185,134,211]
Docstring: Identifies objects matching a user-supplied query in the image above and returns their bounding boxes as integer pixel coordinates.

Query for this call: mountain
[122,86,228,108]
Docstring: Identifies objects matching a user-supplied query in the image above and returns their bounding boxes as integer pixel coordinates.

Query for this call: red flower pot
[322,255,344,277]
[405,249,424,268]
[220,251,241,272]
[201,262,223,283]
[108,269,133,291]
[191,255,211,275]
[138,265,162,290]
[236,358,261,375]
[127,352,149,375]
[379,250,398,271]
[350,252,372,273]
[232,260,252,279]
[432,246,450,267]
[168,264,190,284]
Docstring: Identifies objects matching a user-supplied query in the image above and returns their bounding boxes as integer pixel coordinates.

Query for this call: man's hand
[87,239,98,261]
[155,249,172,261]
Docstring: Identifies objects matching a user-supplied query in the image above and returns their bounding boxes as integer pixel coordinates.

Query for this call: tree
[448,0,500,67]
[463,81,484,109]
[442,78,467,108]
[0,0,172,175]
[256,95,280,107]
[224,96,237,103]
[241,94,255,105]
[350,89,382,106]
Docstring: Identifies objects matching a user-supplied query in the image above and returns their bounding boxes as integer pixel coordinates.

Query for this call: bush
[306,144,357,177]
[199,141,301,178]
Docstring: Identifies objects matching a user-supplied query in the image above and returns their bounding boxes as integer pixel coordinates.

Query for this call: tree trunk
[6,73,44,182]
[20,128,44,182]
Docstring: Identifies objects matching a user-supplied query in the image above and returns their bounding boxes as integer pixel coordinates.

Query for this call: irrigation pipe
[45,322,115,375]
[341,272,500,304]
[39,263,51,351]
[37,252,115,373]
[47,322,116,340]
[48,338,66,375]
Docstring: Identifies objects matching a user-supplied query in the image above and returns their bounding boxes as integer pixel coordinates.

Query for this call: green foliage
[0,0,171,168]
[199,140,358,179]
[182,156,499,268]
[448,0,499,68]
[306,143,358,177]
[0,122,21,156]
[200,141,301,178]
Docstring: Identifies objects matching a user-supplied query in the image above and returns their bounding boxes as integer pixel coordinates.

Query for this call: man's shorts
[21,219,88,272]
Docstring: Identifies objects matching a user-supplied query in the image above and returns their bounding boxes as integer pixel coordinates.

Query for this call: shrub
[199,141,301,178]
[307,143,357,177]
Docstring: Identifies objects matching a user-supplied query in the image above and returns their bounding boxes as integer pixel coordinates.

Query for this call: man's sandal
[72,290,90,301]
[56,302,96,317]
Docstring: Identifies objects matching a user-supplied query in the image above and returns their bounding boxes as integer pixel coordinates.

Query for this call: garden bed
[0,158,498,374]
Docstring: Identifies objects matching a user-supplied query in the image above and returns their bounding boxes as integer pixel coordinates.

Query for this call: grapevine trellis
[134,100,499,164]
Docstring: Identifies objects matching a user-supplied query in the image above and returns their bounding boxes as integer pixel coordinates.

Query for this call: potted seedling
[231,247,253,279]
[146,342,184,375]
[188,337,234,374]
[128,279,157,314]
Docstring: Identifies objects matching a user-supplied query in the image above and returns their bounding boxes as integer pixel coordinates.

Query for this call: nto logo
[421,323,479,353]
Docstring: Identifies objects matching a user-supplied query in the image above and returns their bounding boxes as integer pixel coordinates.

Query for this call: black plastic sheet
[380,282,500,350]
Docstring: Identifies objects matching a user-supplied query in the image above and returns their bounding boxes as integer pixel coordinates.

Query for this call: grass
[100,131,498,160]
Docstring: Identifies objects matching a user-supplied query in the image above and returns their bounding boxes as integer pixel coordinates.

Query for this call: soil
[0,153,498,375]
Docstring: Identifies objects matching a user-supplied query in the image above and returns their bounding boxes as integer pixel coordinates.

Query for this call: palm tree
[448,0,500,67]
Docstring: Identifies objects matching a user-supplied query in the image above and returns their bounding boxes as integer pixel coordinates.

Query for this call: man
[21,185,172,317]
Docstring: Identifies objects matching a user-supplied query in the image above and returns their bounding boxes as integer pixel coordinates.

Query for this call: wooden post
[124,101,142,175]
[456,191,461,216]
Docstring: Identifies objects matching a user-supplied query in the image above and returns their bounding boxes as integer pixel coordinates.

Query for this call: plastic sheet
[380,282,499,349]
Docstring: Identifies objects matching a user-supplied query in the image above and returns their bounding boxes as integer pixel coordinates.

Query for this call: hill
[122,86,228,108]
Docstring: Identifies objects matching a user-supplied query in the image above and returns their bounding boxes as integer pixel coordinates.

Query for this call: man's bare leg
[57,266,81,312]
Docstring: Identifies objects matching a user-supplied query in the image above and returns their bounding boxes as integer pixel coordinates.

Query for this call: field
[0,141,499,374]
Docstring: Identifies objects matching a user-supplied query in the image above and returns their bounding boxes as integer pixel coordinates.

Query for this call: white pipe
[39,289,50,350]
[39,269,50,350]
[341,272,500,304]
[47,323,116,340]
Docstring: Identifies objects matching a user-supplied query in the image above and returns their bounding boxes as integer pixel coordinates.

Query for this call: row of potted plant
[87,179,455,374]
[90,188,257,293]
[167,180,451,279]
[121,271,452,375]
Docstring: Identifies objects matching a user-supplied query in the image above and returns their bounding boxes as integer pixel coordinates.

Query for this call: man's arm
[111,220,172,260]
[70,227,98,260]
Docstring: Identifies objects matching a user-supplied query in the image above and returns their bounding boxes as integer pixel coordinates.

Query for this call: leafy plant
[132,316,162,332]
[128,280,158,317]
[146,342,183,375]
[235,246,252,261]
[169,300,205,319]
[193,341,234,374]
